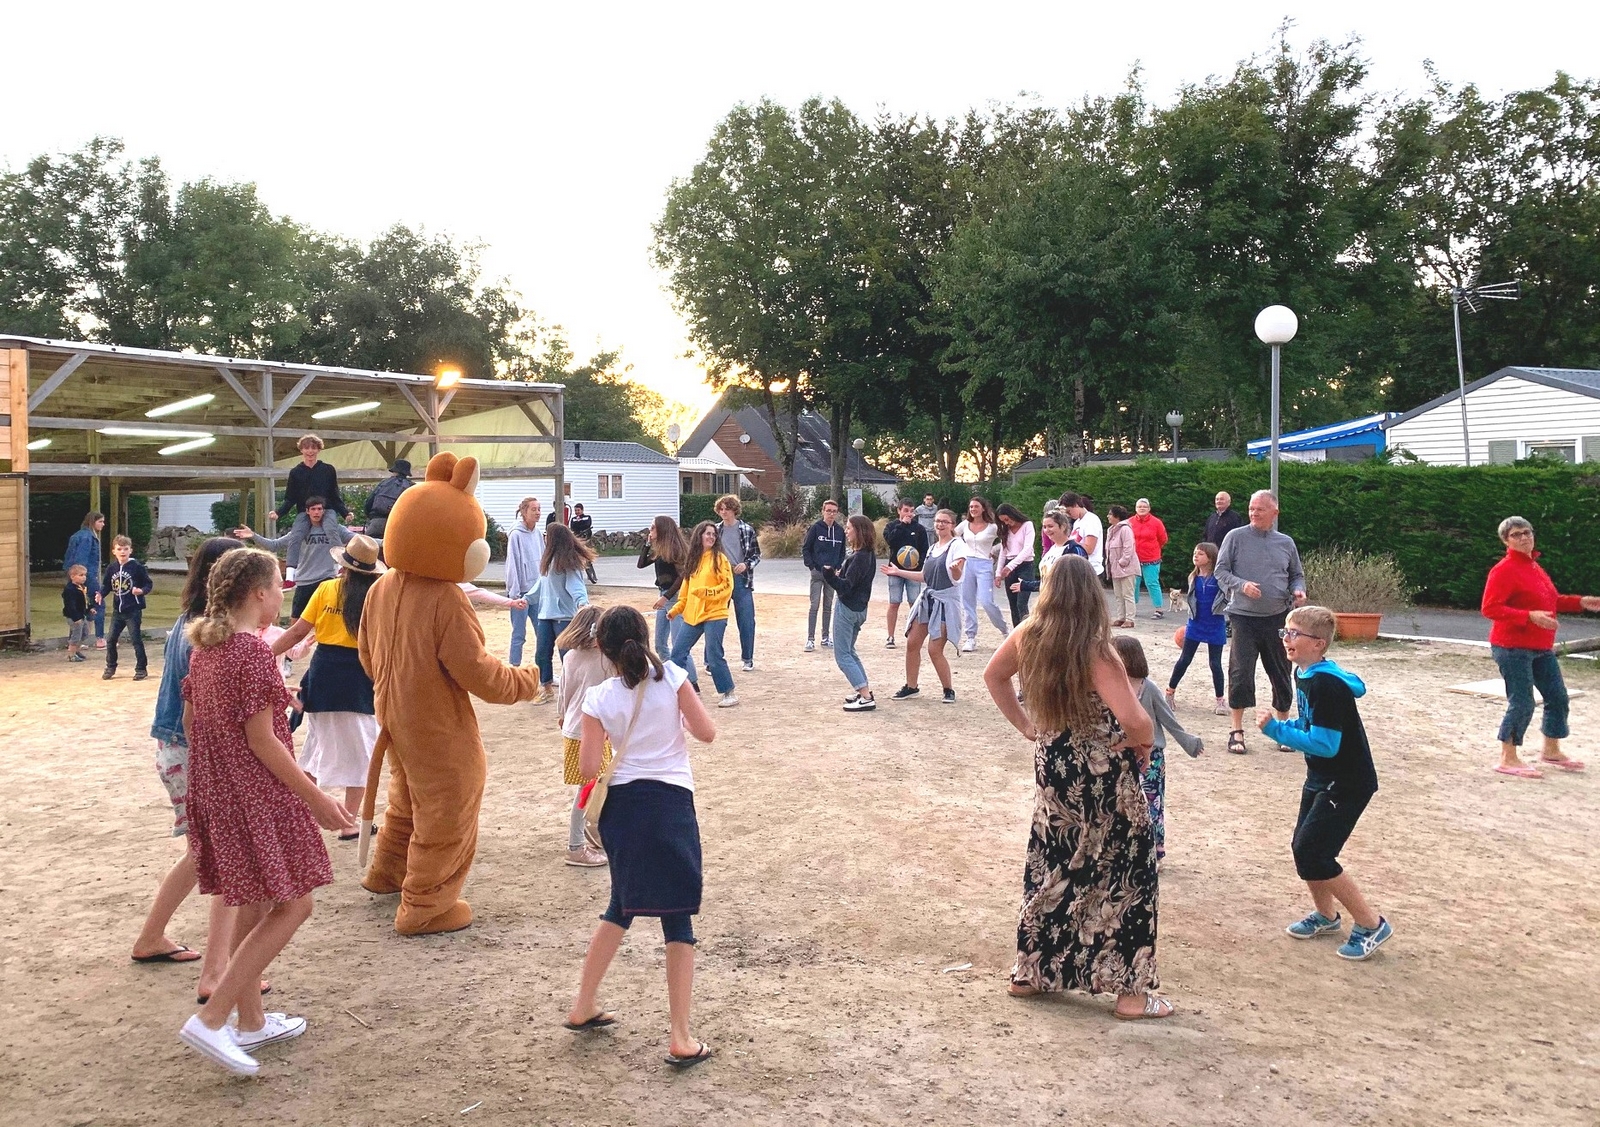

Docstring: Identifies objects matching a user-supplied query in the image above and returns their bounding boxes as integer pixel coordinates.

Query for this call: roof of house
[679,394,899,485]
[1011,448,1234,478]
[1247,413,1391,456]
[1385,367,1600,429]
[563,439,674,465]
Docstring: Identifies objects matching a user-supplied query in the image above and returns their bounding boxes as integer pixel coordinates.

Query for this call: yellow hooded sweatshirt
[670,552,732,626]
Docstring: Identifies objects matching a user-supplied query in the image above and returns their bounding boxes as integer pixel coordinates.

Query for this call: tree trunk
[829,399,849,505]
[760,380,804,494]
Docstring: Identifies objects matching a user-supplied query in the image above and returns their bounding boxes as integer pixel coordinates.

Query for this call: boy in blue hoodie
[1257,605,1392,961]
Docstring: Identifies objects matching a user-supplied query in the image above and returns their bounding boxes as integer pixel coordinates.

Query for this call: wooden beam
[211,364,268,424]
[269,373,318,426]
[6,349,27,471]
[516,400,552,437]
[396,383,434,429]
[436,389,458,419]
[29,415,437,443]
[28,462,395,481]
[25,351,88,412]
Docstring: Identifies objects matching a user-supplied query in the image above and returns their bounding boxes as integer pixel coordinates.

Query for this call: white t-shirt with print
[1070,510,1105,575]
[581,661,694,791]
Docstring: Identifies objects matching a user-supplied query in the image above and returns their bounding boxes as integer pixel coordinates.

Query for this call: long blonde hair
[1015,554,1117,734]
[186,548,282,649]
[556,603,604,651]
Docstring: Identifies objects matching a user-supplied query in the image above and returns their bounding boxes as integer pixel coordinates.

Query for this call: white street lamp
[1254,305,1298,504]
[1165,410,1184,458]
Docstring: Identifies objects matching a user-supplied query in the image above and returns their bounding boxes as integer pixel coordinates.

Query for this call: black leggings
[1169,636,1225,696]
[1227,611,1294,712]
[1005,562,1035,625]
[600,885,696,946]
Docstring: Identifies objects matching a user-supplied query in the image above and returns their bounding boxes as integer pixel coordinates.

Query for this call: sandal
[1227,730,1247,755]
[1163,687,1176,708]
[1114,994,1175,1021]
[1494,763,1543,779]
[1539,757,1586,772]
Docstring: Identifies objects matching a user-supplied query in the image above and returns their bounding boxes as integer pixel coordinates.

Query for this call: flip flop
[1539,758,1586,772]
[1494,763,1543,779]
[562,1012,617,1031]
[665,1042,713,1068]
[197,980,272,1005]
[131,944,202,964]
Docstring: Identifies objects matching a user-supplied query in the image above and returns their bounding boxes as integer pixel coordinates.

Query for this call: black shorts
[1291,780,1372,882]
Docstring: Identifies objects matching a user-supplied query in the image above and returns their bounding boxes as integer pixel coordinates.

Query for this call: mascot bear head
[382,452,491,582]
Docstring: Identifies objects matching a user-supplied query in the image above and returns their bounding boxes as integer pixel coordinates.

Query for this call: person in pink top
[994,504,1036,626]
[1129,498,1169,619]
[1480,515,1600,779]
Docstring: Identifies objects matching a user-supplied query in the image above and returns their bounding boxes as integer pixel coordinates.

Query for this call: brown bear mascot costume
[357,452,540,935]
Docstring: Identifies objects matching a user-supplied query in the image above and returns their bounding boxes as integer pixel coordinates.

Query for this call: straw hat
[330,534,386,574]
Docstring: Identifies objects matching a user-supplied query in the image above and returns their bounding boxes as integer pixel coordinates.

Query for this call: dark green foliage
[484,512,507,562]
[804,487,891,520]
[127,496,152,561]
[1005,461,1600,608]
[677,494,772,531]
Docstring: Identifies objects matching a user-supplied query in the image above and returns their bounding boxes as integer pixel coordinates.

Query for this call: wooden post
[551,392,565,522]
[4,348,28,472]
[88,431,101,514]
[109,479,122,544]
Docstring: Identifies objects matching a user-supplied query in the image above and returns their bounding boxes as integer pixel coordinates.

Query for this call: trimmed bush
[1301,548,1412,613]
[1004,460,1600,609]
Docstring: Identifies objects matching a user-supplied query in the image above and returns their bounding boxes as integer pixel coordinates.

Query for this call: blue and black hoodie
[1262,660,1379,795]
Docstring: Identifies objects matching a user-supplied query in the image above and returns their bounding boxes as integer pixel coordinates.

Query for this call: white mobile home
[1384,367,1600,465]
[475,440,678,535]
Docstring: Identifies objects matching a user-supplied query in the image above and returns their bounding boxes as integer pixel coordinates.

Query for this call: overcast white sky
[8,2,1598,420]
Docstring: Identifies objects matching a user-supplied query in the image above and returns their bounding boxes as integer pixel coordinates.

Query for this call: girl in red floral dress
[177,548,354,1076]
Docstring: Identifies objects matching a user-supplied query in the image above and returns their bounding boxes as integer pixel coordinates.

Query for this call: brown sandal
[1227,730,1247,755]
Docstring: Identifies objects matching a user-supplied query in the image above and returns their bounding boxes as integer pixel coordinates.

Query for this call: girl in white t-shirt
[954,496,1009,651]
[565,605,718,1069]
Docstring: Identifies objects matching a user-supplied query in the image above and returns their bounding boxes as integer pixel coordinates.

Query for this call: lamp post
[1450,278,1520,466]
[1165,410,1184,459]
[849,437,865,515]
[1254,305,1298,505]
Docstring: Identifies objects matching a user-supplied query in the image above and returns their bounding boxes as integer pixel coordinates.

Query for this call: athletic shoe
[179,1015,259,1076]
[531,685,554,705]
[884,636,896,649]
[102,668,115,680]
[821,637,833,648]
[960,639,976,653]
[232,1012,308,1050]
[565,845,607,868]
[844,693,861,705]
[133,670,148,681]
[742,660,754,672]
[717,693,740,708]
[942,688,956,704]
[805,640,816,653]
[1336,917,1393,961]
[843,697,877,712]
[1214,697,1228,715]
[891,685,919,700]
[1285,910,1342,940]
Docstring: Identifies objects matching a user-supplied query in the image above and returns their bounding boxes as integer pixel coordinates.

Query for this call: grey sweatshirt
[1214,524,1305,617]
[1137,679,1204,757]
[254,518,354,587]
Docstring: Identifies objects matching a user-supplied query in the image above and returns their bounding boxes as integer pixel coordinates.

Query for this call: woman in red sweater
[1130,498,1170,619]
[1480,516,1600,778]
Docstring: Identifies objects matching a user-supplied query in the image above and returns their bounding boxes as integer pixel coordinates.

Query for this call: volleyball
[1172,626,1186,648]
[894,545,922,571]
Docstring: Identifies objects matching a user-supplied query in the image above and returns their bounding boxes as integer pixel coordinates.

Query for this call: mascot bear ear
[450,456,481,494]
[426,452,460,483]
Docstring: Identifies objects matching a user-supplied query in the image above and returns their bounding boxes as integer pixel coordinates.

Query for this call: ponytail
[595,605,664,688]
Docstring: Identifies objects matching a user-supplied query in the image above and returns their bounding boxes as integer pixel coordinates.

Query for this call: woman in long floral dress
[983,554,1172,1020]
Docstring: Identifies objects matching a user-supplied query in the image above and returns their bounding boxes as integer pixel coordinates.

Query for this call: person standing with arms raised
[1215,490,1307,755]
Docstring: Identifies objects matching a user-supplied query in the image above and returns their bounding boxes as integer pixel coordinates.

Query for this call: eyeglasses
[1278,629,1325,642]
[934,519,953,526]
[1507,529,1534,539]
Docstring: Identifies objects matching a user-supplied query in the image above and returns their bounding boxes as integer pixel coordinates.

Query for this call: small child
[555,605,612,867]
[177,547,354,1075]
[101,534,154,680]
[1258,604,1391,961]
[62,564,91,661]
[1113,635,1202,864]
[1167,542,1228,715]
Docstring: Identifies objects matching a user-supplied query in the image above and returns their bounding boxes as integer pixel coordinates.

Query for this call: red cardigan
[1480,549,1583,650]
[1129,513,1168,564]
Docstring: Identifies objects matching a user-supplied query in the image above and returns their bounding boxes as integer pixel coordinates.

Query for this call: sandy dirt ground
[2,586,1598,1126]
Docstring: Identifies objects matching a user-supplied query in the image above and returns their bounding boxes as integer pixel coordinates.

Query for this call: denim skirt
[598,779,702,918]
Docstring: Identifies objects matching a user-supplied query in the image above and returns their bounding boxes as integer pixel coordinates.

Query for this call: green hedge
[678,495,771,530]
[1004,460,1600,609]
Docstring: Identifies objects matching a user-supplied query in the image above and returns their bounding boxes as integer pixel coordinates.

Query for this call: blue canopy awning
[1247,413,1391,456]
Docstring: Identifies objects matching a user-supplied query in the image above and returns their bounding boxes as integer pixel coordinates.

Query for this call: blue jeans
[535,616,570,686]
[1134,562,1164,607]
[1492,645,1569,745]
[731,576,756,663]
[509,605,529,666]
[833,603,869,690]
[670,617,733,694]
[654,602,675,661]
[91,584,105,639]
[106,609,146,673]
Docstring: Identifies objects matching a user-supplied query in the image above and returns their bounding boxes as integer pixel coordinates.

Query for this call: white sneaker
[804,640,815,652]
[232,1012,308,1051]
[960,639,976,653]
[884,636,896,648]
[565,845,608,868]
[742,660,754,672]
[821,637,833,648]
[180,1014,259,1076]
[717,692,740,708]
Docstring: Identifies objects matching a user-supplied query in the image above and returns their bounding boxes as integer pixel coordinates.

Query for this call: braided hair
[186,548,281,648]
[595,605,664,689]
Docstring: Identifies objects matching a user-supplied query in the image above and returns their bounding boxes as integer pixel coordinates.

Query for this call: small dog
[1166,589,1189,617]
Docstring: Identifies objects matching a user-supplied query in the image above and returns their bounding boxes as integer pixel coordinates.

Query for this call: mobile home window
[596,474,623,499]
[1525,442,1576,463]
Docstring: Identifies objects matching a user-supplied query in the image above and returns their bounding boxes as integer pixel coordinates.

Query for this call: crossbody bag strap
[598,677,650,782]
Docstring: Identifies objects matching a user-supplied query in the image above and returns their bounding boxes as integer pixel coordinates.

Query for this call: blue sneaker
[1285,910,1342,939]
[1337,917,1393,961]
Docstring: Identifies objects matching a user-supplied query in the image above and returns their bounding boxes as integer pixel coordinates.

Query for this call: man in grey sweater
[237,496,356,619]
[1214,489,1307,754]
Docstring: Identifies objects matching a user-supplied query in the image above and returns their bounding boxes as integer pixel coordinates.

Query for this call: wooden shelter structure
[0,336,564,642]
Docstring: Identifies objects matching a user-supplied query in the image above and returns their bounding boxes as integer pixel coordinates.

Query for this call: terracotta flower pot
[1332,612,1383,642]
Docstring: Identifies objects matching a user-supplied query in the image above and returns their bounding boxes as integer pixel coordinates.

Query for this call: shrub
[1004,460,1600,609]
[679,494,769,530]
[1301,548,1411,613]
[806,487,892,520]
[758,522,807,558]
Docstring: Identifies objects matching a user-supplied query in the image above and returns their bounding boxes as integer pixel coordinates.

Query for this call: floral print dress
[1011,697,1159,996]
